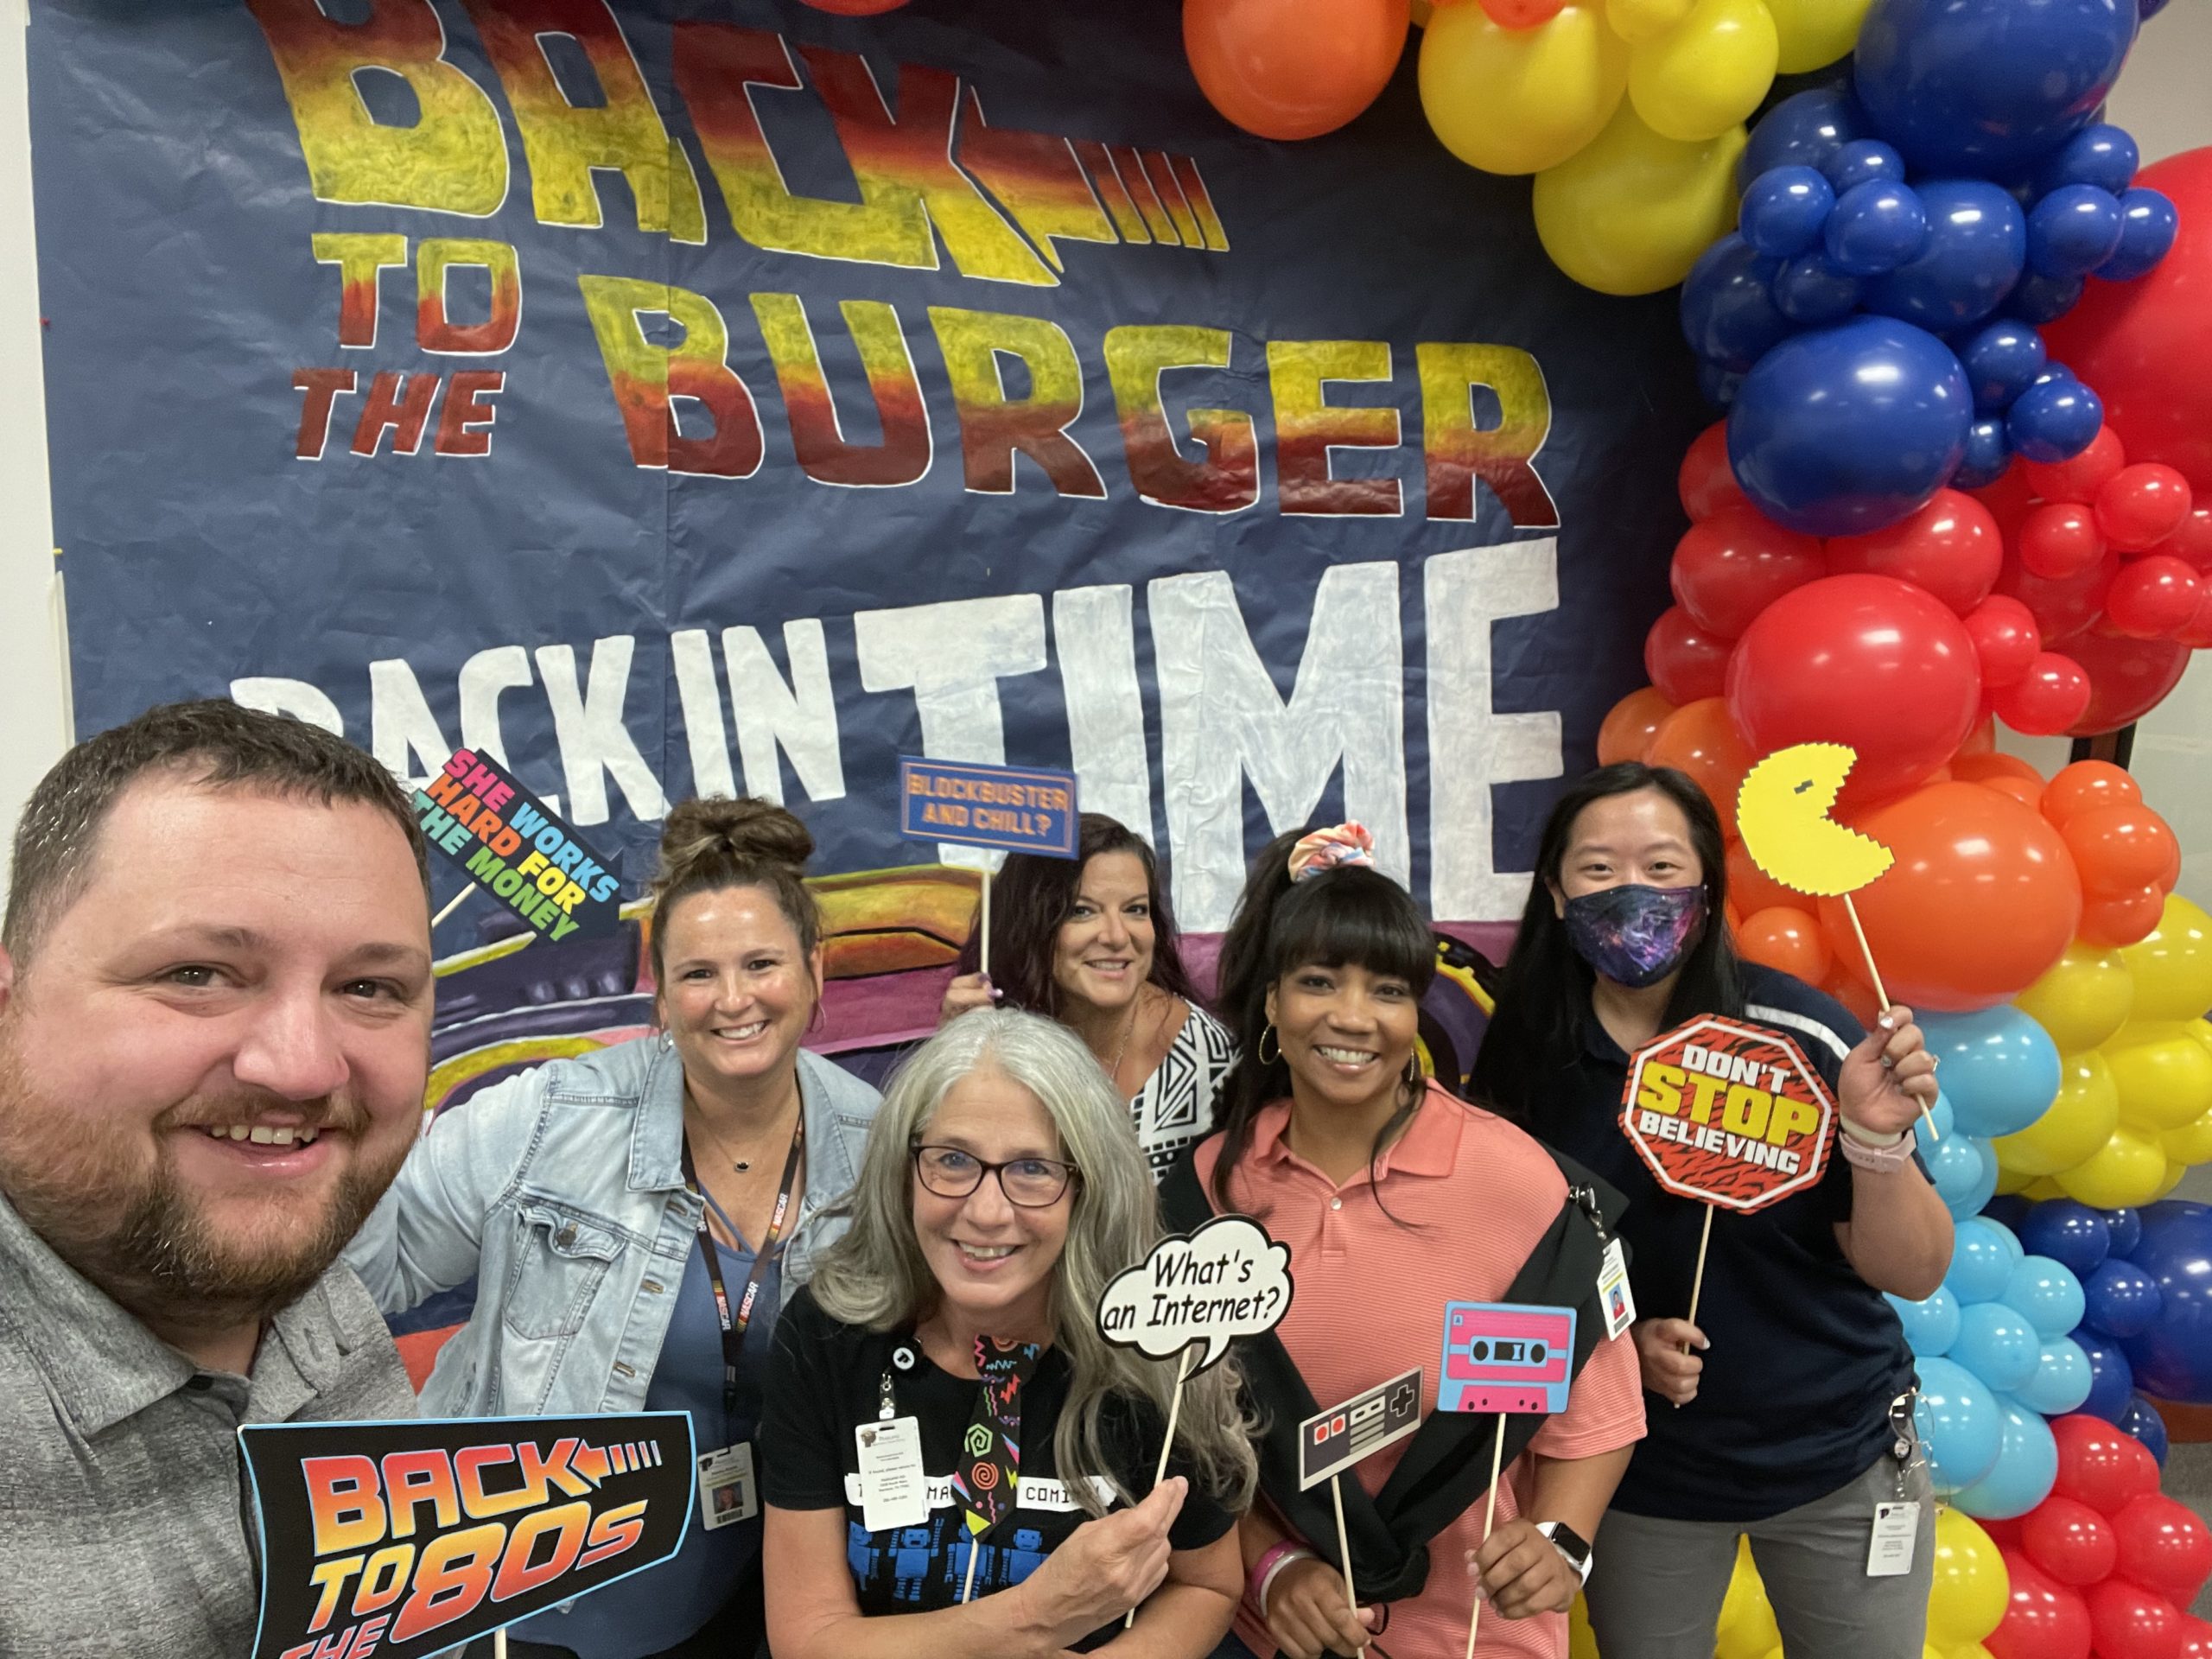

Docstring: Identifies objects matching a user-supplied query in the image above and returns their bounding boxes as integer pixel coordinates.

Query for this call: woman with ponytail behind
[346,797,881,1659]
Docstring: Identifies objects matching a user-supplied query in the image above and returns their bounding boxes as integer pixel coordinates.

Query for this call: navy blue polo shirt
[1526,963,1916,1522]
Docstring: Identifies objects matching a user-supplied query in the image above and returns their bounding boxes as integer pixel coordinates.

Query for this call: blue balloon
[2108,1206,2143,1255]
[2080,1332,2137,1423]
[2020,1336,2095,1415]
[2116,1199,2212,1402]
[2020,1198,2113,1277]
[1948,1217,2022,1305]
[1681,234,1791,372]
[2099,187,2179,281]
[1959,320,2049,413]
[2033,124,2140,199]
[1955,1141,2002,1220]
[1889,1285,1963,1357]
[1863,180,2029,332]
[1957,417,2012,488]
[1853,0,2136,175]
[1771,249,1864,323]
[1983,1193,2036,1234]
[2120,1393,2170,1465]
[1928,1133,1987,1211]
[1951,1395,2060,1518]
[1996,1218,2026,1262]
[2139,0,2169,18]
[1919,1006,2063,1139]
[1741,86,1875,188]
[2008,372,2104,462]
[1953,1300,2043,1392]
[2082,1258,2164,1338]
[1824,139,1905,194]
[1727,315,1973,537]
[2006,270,2088,325]
[1826,181,1929,276]
[2001,1255,2087,1339]
[1743,166,1837,258]
[2029,185,2126,280]
[1698,361,1745,410]
[1913,1355,2005,1492]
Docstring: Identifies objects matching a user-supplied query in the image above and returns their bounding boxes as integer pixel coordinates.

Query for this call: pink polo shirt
[1198,1082,1646,1659]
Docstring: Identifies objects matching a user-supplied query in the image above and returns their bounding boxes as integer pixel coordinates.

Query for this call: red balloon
[2096,464,2195,551]
[1993,652,2093,735]
[1680,422,1748,521]
[2018,503,2108,581]
[2044,148,2212,495]
[1817,783,2082,1010]
[2178,1615,2212,1659]
[1646,606,1735,705]
[1977,459,2042,535]
[1185,0,1411,140]
[2023,424,2128,505]
[2065,631,2194,734]
[2176,584,2212,649]
[1727,575,1982,806]
[2022,1496,2120,1587]
[1989,1549,2094,1659]
[2085,1580,2183,1659]
[1998,549,2120,645]
[1478,0,1567,22]
[1826,488,2004,614]
[2062,802,2181,897]
[1965,595,2044,687]
[2052,1416,2162,1516]
[1736,906,1833,982]
[1671,506,1827,636]
[2106,555,2203,638]
[2041,759,2142,825]
[2112,1494,2212,1605]
[2150,507,2212,574]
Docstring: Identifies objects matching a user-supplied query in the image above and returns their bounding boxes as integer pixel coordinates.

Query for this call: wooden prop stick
[1127,1344,1200,1628]
[1840,892,1938,1142]
[979,868,993,981]
[431,883,476,929]
[1332,1473,1360,1627]
[1462,1415,1509,1659]
[495,1629,508,1659]
[1681,1205,1716,1355]
[961,1536,981,1605]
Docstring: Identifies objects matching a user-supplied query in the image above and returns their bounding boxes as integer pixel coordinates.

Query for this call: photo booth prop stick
[1298,1369,1423,1630]
[411,748,621,944]
[239,1410,694,1659]
[1735,742,1933,1140]
[1437,1304,1578,1659]
[1620,1014,1840,1340]
[1099,1214,1294,1625]
[898,758,1080,978]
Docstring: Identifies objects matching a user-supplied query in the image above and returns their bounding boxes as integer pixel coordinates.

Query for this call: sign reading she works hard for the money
[1298,1368,1423,1491]
[1620,1014,1838,1213]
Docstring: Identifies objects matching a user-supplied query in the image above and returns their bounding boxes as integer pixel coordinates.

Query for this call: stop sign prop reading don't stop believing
[1620,1015,1837,1214]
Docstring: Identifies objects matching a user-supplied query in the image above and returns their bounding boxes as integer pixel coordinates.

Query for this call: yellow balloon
[1609,0,1695,42]
[1764,0,1872,71]
[1953,1647,2000,1659]
[1627,0,1779,143]
[2119,895,2212,1021]
[1995,1163,2039,1193]
[1994,1052,2120,1176]
[1569,1592,1600,1659]
[2106,1020,2212,1132]
[2054,1124,2171,1208]
[1419,3,1630,175]
[2164,1107,2212,1166]
[1928,1510,2009,1649]
[2155,1160,2186,1198]
[1715,1538,1779,1659]
[2016,944,2135,1054]
[1533,104,1746,293]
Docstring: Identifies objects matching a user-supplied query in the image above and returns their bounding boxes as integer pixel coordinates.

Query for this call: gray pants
[1583,1452,1936,1659]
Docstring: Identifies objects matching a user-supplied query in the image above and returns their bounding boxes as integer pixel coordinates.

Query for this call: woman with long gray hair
[760,1007,1255,1657]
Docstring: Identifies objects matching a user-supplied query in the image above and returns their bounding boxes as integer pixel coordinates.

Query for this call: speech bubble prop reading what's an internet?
[1096,1214,1294,1376]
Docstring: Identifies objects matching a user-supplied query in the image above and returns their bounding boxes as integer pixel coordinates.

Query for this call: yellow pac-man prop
[1736,743,1896,899]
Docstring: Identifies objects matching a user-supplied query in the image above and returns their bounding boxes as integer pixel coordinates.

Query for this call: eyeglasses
[912,1144,1080,1208]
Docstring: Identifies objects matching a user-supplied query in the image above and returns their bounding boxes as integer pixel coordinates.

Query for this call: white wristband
[1256,1548,1318,1619]
[1840,1116,1909,1147]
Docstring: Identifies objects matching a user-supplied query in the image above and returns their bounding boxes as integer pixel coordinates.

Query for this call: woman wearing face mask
[939,814,1235,1181]
[1468,764,1951,1659]
[1160,825,1646,1659]
[347,798,881,1659]
[759,1007,1256,1657]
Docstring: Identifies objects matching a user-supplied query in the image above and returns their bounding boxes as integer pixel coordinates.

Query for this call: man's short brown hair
[3,699,429,963]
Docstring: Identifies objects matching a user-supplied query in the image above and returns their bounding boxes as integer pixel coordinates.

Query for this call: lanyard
[681,1109,805,1421]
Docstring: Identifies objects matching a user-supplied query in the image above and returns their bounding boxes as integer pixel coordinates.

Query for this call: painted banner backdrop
[28,0,1698,1068]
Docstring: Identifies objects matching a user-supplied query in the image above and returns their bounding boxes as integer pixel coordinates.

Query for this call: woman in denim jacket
[346,796,880,1659]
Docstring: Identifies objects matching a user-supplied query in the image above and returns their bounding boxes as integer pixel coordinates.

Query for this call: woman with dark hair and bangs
[1469,763,1952,1659]
[939,813,1236,1181]
[1161,824,1645,1659]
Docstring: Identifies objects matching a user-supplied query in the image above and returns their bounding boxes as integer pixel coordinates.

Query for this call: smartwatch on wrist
[1535,1520,1594,1584]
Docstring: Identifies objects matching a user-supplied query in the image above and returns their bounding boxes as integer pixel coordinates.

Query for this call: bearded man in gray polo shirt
[0,700,434,1656]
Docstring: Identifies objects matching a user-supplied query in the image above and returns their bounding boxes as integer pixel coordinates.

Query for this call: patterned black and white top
[1132,1004,1238,1182]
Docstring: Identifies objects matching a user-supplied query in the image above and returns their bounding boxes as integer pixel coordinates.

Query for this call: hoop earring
[1404,1052,1424,1088]
[1256,1024,1281,1065]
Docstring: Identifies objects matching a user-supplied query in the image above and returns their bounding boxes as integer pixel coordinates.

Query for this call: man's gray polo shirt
[0,1188,418,1657]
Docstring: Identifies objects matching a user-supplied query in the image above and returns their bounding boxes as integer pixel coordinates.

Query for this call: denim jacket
[345,1035,880,1418]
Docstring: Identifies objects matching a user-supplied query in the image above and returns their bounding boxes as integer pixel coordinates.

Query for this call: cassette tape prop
[1436,1302,1577,1417]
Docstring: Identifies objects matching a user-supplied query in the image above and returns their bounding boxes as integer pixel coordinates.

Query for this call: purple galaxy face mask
[1562,884,1707,988]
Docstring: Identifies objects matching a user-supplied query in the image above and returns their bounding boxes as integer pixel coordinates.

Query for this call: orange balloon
[2062,803,2180,897]
[2041,759,2142,827]
[1726,836,1797,915]
[2080,882,2169,949]
[1820,961,1884,1027]
[1955,715,1997,758]
[1599,684,1676,765]
[1817,782,2082,1011]
[1186,0,1412,139]
[1645,696,1755,836]
[1738,906,1834,983]
[1951,751,2044,788]
[1979,773,2046,811]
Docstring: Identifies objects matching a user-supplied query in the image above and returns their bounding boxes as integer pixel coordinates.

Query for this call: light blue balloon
[1914,1355,2004,1493]
[1952,1301,2042,1392]
[2020,1336,2094,1416]
[1951,1395,2061,1519]
[1948,1217,2019,1304]
[1993,1217,2025,1263]
[1916,1089,1958,1150]
[1888,1285,1963,1357]
[2001,1254,2088,1339]
[1950,1139,2001,1220]
[1920,1007,2063,1138]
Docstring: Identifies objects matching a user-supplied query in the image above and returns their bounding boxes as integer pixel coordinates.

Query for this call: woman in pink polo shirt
[1160,825,1646,1659]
